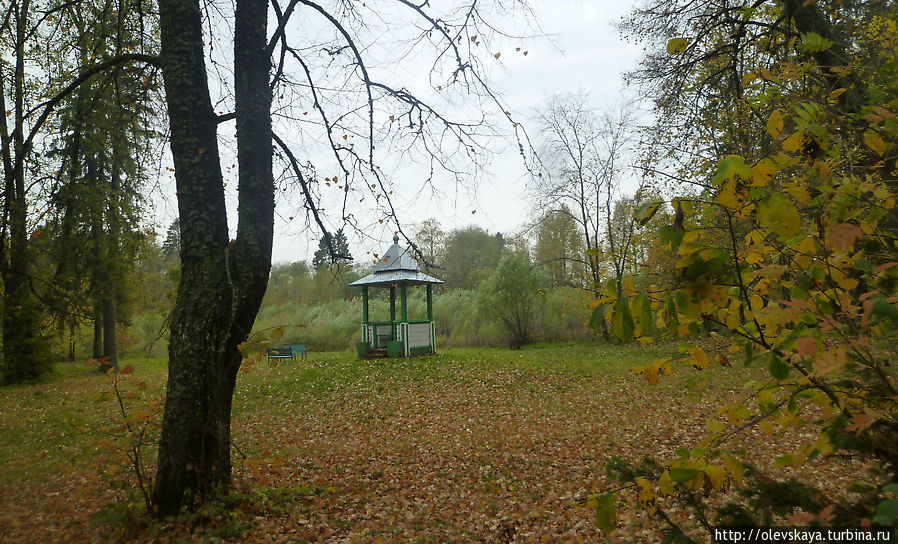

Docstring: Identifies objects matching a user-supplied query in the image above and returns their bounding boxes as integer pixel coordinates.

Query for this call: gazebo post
[389,286,396,322]
[362,286,369,322]
[426,284,433,321]
[361,285,370,348]
[389,286,396,341]
[400,283,408,322]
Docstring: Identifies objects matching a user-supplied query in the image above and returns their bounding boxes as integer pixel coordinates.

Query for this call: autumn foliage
[589,2,898,538]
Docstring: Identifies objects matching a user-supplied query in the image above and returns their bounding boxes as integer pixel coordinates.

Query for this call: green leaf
[768,353,790,380]
[713,155,752,186]
[872,498,898,525]
[666,38,689,55]
[589,304,609,331]
[799,32,834,53]
[634,201,662,227]
[872,297,898,324]
[669,468,703,482]
[659,225,685,250]
[664,295,679,331]
[605,279,618,299]
[674,291,698,319]
[612,296,635,342]
[595,493,618,534]
[757,193,800,238]
[883,484,898,494]
[632,294,654,335]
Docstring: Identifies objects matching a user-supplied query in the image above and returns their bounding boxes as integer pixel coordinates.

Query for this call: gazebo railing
[362,320,436,355]
[363,321,396,348]
[399,322,436,356]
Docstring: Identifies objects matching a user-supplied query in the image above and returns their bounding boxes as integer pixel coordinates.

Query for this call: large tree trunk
[1,0,45,383]
[69,319,77,361]
[92,304,103,360]
[102,293,118,370]
[152,0,272,517]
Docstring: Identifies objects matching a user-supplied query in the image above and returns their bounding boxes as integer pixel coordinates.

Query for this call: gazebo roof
[350,235,444,287]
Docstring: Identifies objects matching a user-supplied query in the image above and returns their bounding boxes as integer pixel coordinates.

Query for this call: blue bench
[266,347,294,364]
[288,344,307,361]
[266,344,307,364]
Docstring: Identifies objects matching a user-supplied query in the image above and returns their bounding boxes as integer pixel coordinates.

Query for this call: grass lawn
[0,343,857,542]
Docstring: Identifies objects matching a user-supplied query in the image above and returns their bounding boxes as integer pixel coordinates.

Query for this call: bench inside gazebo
[350,235,443,357]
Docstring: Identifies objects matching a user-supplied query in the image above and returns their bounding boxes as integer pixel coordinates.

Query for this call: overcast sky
[148,1,646,264]
[267,0,646,264]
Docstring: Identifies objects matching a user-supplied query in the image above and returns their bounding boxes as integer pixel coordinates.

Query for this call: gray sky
[269,0,646,264]
[149,1,646,265]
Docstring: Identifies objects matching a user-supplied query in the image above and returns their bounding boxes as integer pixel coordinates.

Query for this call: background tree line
[0,0,159,383]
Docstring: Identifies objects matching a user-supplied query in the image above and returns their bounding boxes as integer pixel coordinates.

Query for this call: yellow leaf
[635,477,657,516]
[688,347,710,369]
[666,38,689,55]
[784,183,812,204]
[682,230,702,243]
[706,418,725,433]
[815,436,834,457]
[750,294,764,310]
[828,88,847,101]
[717,179,739,209]
[757,194,800,237]
[724,454,744,485]
[743,250,764,264]
[864,130,886,155]
[725,307,741,330]
[715,353,731,367]
[782,130,805,153]
[767,109,784,138]
[659,471,674,496]
[837,276,859,290]
[643,366,659,385]
[705,464,727,491]
[751,159,777,187]
[790,449,807,468]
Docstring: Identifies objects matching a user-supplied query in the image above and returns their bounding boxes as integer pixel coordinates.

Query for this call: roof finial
[393,234,400,244]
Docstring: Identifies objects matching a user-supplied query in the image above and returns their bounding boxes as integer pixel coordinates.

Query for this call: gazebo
[350,235,443,357]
